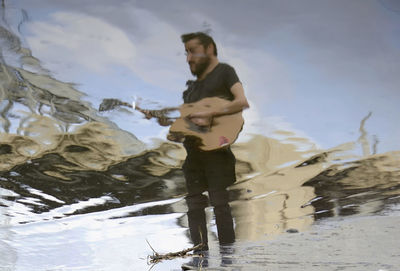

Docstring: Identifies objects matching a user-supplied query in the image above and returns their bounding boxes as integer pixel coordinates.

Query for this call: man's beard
[190,56,211,77]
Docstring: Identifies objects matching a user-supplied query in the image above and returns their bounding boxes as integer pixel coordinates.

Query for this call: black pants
[183,147,236,248]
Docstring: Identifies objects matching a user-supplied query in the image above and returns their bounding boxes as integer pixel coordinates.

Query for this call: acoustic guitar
[99,97,244,151]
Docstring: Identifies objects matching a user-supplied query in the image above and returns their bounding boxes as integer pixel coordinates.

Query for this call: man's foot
[181,263,198,270]
[181,260,207,270]
[220,244,235,267]
[193,243,209,254]
[181,252,208,270]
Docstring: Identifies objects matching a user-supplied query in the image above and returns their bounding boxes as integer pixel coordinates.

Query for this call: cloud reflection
[27,12,136,75]
[1,2,400,269]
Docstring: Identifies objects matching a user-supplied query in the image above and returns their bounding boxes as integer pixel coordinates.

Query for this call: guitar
[99,97,244,151]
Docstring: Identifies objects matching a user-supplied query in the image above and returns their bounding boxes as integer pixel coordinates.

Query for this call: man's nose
[186,53,192,62]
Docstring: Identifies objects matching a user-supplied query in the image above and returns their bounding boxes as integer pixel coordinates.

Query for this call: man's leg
[204,148,237,245]
[183,153,209,250]
[209,189,235,245]
[185,193,209,250]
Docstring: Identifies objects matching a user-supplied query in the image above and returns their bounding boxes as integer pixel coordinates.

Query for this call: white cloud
[27,12,136,76]
[239,104,320,152]
[220,45,295,104]
[25,9,190,94]
[126,8,187,93]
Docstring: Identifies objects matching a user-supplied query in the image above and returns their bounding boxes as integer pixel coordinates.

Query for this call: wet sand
[195,212,400,271]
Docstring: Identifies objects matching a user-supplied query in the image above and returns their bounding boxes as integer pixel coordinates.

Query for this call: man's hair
[181,32,218,56]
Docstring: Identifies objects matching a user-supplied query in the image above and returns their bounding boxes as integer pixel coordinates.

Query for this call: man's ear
[206,44,214,55]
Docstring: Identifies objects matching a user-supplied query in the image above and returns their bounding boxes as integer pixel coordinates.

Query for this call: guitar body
[169,97,244,151]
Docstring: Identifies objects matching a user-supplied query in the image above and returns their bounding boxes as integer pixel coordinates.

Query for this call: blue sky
[11,0,400,153]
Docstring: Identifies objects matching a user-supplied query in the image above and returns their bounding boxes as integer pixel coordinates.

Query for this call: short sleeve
[182,80,195,103]
[224,65,240,89]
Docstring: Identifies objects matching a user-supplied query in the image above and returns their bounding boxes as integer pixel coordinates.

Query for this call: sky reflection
[2,1,400,270]
[11,0,400,153]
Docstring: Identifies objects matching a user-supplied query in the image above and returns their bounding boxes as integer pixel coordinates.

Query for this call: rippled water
[1,1,400,271]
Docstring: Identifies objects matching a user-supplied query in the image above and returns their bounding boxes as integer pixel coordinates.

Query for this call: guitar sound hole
[185,119,210,133]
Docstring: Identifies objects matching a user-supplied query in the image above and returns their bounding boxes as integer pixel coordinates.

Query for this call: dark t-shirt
[181,63,240,151]
[181,63,239,187]
[182,63,240,104]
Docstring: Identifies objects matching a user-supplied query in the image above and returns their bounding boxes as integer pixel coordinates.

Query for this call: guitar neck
[135,106,176,119]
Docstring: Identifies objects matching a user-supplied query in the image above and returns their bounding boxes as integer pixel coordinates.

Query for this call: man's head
[181,32,217,77]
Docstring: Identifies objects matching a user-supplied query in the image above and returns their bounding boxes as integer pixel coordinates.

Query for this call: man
[178,32,249,254]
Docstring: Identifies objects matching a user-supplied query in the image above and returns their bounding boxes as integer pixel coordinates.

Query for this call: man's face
[184,38,211,77]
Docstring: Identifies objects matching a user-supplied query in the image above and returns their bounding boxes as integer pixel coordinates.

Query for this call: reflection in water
[1,125,398,226]
[230,135,400,241]
[230,136,321,241]
[178,31,249,260]
[1,3,400,271]
[305,151,400,219]
[0,123,187,222]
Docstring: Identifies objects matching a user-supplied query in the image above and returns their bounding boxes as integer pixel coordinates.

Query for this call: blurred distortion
[0,4,399,243]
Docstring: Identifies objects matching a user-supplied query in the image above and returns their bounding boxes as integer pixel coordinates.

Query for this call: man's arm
[188,82,249,121]
[215,82,249,116]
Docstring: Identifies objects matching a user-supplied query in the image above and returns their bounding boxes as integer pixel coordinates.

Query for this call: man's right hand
[140,109,153,119]
[167,132,185,142]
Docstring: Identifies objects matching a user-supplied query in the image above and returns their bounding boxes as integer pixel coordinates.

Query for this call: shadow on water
[1,3,400,270]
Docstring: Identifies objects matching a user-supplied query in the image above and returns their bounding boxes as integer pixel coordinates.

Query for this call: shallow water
[1,1,400,270]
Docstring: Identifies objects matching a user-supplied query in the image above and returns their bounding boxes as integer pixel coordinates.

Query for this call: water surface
[1,1,400,270]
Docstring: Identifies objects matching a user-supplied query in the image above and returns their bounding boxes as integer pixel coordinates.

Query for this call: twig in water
[146,239,205,264]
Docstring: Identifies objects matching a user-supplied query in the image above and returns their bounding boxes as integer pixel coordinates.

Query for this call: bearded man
[178,32,249,253]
